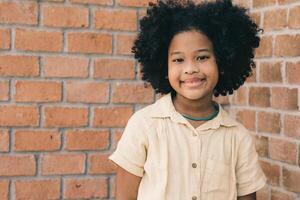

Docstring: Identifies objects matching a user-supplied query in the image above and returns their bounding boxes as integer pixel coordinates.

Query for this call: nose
[184,60,199,74]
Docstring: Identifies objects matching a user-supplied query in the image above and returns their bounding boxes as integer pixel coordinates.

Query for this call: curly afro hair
[132,0,263,96]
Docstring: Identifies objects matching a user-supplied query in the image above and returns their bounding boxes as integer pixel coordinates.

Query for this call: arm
[237,192,256,200]
[116,166,142,200]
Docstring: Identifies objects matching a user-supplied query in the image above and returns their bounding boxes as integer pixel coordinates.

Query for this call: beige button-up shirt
[109,93,266,200]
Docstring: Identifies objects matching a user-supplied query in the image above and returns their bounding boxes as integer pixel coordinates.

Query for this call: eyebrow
[170,49,211,56]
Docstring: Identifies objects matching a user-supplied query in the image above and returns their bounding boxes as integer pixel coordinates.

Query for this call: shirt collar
[150,93,238,131]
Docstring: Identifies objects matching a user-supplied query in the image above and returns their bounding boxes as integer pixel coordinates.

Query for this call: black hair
[132,0,262,96]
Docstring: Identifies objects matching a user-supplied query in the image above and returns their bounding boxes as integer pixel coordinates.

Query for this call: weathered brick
[0,155,35,176]
[89,153,117,174]
[41,154,85,175]
[65,130,109,150]
[0,180,9,200]
[236,109,256,131]
[284,115,300,139]
[255,36,273,58]
[14,130,61,152]
[249,87,270,107]
[69,0,113,5]
[0,129,9,152]
[255,135,269,157]
[278,0,299,4]
[271,87,298,110]
[66,81,109,103]
[259,62,282,83]
[249,12,261,27]
[0,2,37,24]
[116,34,136,55]
[258,112,281,134]
[260,160,280,186]
[246,67,256,83]
[117,0,154,7]
[0,29,10,49]
[286,61,300,84]
[112,129,122,150]
[271,189,294,200]
[256,185,270,200]
[263,9,287,31]
[282,167,300,193]
[275,35,300,57]
[253,0,276,7]
[269,138,297,164]
[213,95,230,105]
[0,81,9,101]
[288,6,300,29]
[232,86,247,106]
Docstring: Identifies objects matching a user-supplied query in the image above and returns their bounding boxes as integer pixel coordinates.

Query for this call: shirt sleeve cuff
[109,152,144,177]
[237,175,267,196]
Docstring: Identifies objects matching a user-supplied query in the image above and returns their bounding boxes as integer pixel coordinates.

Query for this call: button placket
[190,130,200,199]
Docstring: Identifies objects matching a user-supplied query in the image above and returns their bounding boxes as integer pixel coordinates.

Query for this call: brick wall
[0,0,299,199]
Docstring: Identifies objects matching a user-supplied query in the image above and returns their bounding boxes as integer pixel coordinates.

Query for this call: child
[109,0,266,199]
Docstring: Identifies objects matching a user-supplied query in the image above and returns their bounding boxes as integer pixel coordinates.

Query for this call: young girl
[109,0,266,199]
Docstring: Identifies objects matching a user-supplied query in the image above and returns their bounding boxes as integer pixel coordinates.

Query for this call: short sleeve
[109,112,148,177]
[236,131,267,196]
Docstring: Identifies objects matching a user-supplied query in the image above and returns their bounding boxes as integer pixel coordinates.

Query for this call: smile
[180,77,206,88]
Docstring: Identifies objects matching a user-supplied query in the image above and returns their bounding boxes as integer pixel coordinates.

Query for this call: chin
[178,91,211,101]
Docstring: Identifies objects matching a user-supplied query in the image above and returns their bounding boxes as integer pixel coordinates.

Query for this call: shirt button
[192,196,197,200]
[192,163,197,168]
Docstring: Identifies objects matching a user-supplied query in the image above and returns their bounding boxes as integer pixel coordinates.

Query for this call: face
[167,30,218,101]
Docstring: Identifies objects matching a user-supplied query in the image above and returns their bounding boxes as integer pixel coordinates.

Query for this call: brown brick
[0,81,9,101]
[15,81,62,103]
[260,160,280,186]
[286,61,300,84]
[64,178,107,199]
[271,189,294,200]
[278,0,299,4]
[68,32,112,54]
[14,179,60,200]
[94,58,135,79]
[112,83,154,103]
[14,130,61,152]
[116,34,136,55]
[253,0,276,7]
[41,154,85,175]
[288,6,300,29]
[0,105,39,127]
[15,29,62,52]
[263,9,287,31]
[255,135,268,157]
[69,0,113,5]
[0,2,37,25]
[282,167,300,193]
[89,153,117,174]
[0,155,35,176]
[249,12,261,27]
[93,106,133,127]
[236,109,256,131]
[94,9,137,31]
[0,55,39,77]
[112,129,122,150]
[44,107,88,128]
[43,6,88,28]
[271,87,298,110]
[258,112,281,134]
[232,86,247,106]
[43,56,89,78]
[117,0,154,7]
[0,129,9,152]
[275,35,300,57]
[269,138,297,164]
[284,115,300,139]
[0,28,10,49]
[213,95,230,105]
[255,36,273,58]
[256,185,270,200]
[246,67,257,83]
[65,130,109,150]
[249,87,270,107]
[66,81,109,103]
[259,62,282,83]
[0,180,9,200]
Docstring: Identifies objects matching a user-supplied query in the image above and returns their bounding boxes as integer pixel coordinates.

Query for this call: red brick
[68,32,112,54]
[43,6,88,28]
[93,106,133,127]
[256,185,270,200]
[255,36,273,58]
[263,9,287,31]
[286,61,300,84]
[15,81,62,103]
[278,0,299,4]
[255,135,269,157]
[269,138,297,164]
[0,180,9,200]
[246,67,257,83]
[249,12,261,27]
[64,178,107,199]
[271,189,294,200]
[65,130,109,150]
[249,87,270,107]
[258,112,281,134]
[117,0,154,7]
[15,29,62,52]
[89,153,117,174]
[0,130,9,152]
[253,0,276,7]
[0,81,9,101]
[112,129,122,150]
[232,87,248,105]
[94,9,137,31]
[236,109,256,131]
[44,107,88,128]
[213,95,230,105]
[66,81,109,103]
[0,2,37,25]
[282,167,300,193]
[0,29,10,49]
[275,35,300,57]
[259,62,282,83]
[14,179,60,200]
[14,130,61,152]
[43,56,88,78]
[69,0,113,5]
[0,105,39,127]
[112,83,154,103]
[0,55,39,77]
[94,58,135,79]
[116,34,136,55]
[260,160,280,186]
[0,155,35,176]
[284,115,300,139]
[271,87,298,110]
[288,6,300,29]
[41,154,85,175]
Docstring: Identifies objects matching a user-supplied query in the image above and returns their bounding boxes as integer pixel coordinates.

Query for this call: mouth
[180,77,206,88]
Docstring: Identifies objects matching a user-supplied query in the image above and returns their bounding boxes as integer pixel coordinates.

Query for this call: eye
[172,58,184,63]
[196,56,209,61]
